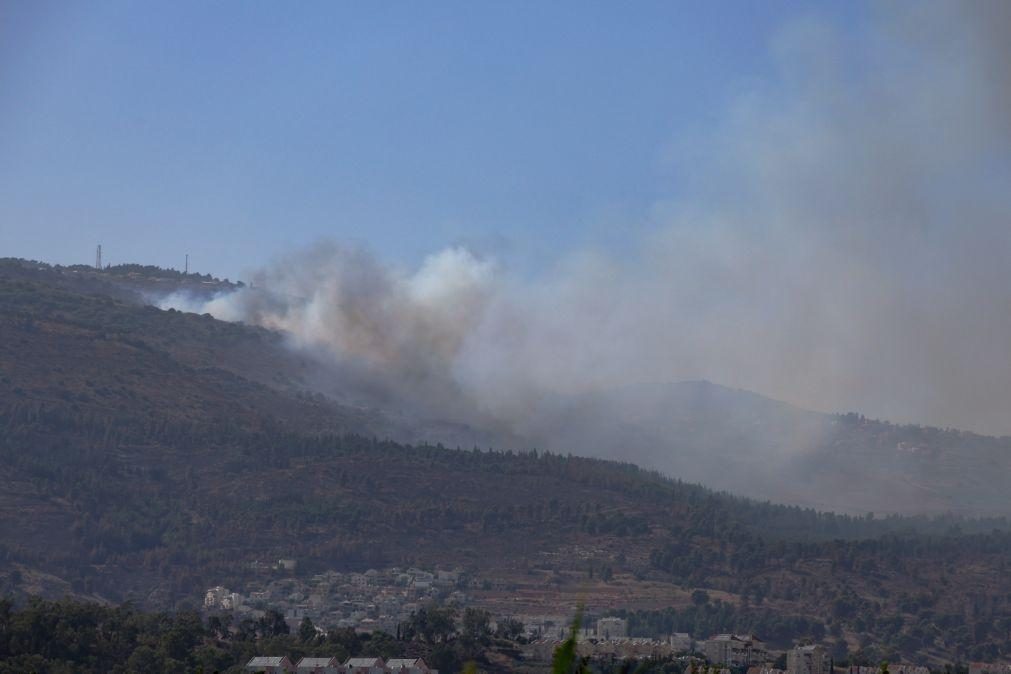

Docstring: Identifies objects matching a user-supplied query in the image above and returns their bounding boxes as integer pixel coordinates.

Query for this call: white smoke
[162,244,498,414]
[164,1,1011,437]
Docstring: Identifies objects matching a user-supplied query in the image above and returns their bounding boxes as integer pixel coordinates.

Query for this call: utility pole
[185,253,189,275]
[95,244,102,270]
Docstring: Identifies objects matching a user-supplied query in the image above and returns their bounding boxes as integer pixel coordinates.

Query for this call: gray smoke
[165,1,1011,438]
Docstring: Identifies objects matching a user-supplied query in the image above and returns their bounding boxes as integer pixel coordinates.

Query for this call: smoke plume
[165,2,1011,438]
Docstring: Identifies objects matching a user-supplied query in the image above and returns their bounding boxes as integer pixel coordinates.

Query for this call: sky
[6,0,1011,437]
[1,0,861,281]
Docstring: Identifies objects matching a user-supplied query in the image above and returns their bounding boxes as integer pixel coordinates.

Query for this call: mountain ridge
[4,256,1011,517]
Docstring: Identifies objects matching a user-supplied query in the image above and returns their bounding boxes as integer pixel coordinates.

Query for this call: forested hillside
[526,382,1011,516]
[2,263,1011,663]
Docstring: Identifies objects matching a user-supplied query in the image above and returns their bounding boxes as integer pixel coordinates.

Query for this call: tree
[299,616,317,643]
[259,609,289,637]
[207,614,231,640]
[404,605,458,644]
[551,610,589,674]
[326,626,361,661]
[496,618,525,641]
[462,608,492,646]
[692,590,710,606]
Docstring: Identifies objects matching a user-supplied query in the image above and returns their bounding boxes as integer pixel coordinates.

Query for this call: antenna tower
[185,253,189,275]
[95,244,102,270]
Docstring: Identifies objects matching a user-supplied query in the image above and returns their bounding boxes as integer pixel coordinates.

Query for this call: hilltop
[0,257,241,304]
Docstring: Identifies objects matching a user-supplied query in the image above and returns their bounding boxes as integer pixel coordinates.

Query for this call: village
[202,565,997,674]
[240,630,1010,674]
[204,564,472,636]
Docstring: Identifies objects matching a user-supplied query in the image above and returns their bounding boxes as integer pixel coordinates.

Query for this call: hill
[8,257,1011,519]
[2,261,1011,663]
[524,381,1011,516]
[0,257,240,304]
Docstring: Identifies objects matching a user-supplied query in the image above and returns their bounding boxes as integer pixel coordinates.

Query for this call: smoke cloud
[165,2,1011,438]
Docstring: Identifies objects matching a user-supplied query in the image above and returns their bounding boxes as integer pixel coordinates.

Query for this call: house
[205,586,228,608]
[849,667,929,674]
[246,656,296,673]
[222,592,244,610]
[596,617,628,639]
[296,657,341,674]
[704,634,766,667]
[670,632,693,652]
[345,657,386,674]
[387,657,434,674]
[788,645,828,674]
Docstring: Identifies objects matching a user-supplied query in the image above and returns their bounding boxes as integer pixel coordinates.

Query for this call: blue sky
[0,0,863,281]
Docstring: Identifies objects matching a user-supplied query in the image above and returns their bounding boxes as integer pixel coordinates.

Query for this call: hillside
[0,260,507,449]
[2,262,1011,663]
[8,257,1011,519]
[524,382,1011,517]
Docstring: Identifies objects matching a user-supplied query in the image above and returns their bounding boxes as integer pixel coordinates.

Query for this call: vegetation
[0,597,518,673]
[0,257,232,285]
[2,264,1011,663]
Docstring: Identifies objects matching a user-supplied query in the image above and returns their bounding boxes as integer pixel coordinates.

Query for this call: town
[204,565,1005,674]
[239,632,1011,673]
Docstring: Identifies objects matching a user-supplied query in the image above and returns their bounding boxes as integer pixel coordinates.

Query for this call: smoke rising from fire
[164,2,1011,437]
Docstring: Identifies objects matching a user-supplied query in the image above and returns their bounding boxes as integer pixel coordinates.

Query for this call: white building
[345,657,386,674]
[849,666,929,674]
[245,656,295,673]
[387,658,436,674]
[204,586,228,608]
[788,646,828,674]
[670,632,694,652]
[296,656,341,674]
[596,617,628,639]
[704,634,766,667]
[205,586,243,611]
